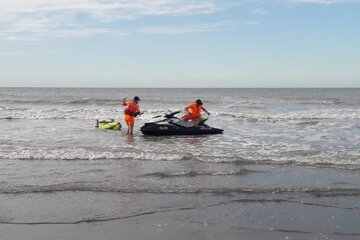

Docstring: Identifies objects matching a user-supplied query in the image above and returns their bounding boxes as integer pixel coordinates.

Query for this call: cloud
[0,51,29,56]
[252,8,268,15]
[0,50,55,56]
[241,20,260,25]
[0,13,127,41]
[138,21,235,35]
[281,0,359,4]
[0,0,223,41]
[0,1,220,18]
[0,0,358,41]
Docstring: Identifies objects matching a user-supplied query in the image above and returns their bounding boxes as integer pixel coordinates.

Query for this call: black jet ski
[140,111,224,136]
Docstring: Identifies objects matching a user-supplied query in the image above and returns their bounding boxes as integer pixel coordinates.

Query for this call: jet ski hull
[140,123,223,136]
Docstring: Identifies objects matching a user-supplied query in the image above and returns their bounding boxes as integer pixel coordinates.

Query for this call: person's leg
[125,115,131,134]
[183,114,191,121]
[191,115,201,127]
[129,124,134,135]
[126,116,135,135]
[194,118,200,128]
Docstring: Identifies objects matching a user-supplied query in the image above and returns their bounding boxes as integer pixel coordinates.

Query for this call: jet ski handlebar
[164,110,210,121]
[164,111,181,118]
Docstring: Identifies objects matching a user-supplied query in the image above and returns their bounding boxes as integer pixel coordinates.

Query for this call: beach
[1,88,359,240]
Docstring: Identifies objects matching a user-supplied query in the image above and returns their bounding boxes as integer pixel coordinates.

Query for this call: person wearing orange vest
[122,96,142,135]
[183,99,210,127]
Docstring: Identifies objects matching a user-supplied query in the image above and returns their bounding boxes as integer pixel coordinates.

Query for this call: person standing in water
[183,99,210,127]
[122,96,142,135]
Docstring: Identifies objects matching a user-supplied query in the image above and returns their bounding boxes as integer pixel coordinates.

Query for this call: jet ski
[140,111,223,136]
[96,119,121,130]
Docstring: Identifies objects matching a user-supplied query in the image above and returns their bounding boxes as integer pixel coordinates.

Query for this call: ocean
[0,88,359,239]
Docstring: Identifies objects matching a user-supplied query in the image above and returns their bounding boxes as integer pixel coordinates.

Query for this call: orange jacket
[186,102,204,117]
[124,101,140,117]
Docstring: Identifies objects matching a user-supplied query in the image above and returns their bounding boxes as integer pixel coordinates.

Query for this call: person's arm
[122,98,128,106]
[136,106,143,116]
[202,106,210,115]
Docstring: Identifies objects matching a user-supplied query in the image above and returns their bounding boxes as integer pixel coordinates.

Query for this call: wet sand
[1,160,360,240]
[1,182,360,240]
[0,223,318,240]
[1,198,359,240]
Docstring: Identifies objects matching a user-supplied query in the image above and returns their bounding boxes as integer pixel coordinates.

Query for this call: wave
[0,146,197,162]
[2,106,360,122]
[1,182,359,197]
[0,107,122,120]
[0,97,218,106]
[0,107,176,120]
[0,106,28,111]
[0,98,120,106]
[1,145,359,170]
[295,121,319,126]
[138,169,262,178]
[216,109,360,122]
[242,151,358,168]
[297,100,339,105]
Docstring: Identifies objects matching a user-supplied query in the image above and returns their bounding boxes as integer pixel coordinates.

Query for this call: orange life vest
[124,101,140,117]
[186,102,204,117]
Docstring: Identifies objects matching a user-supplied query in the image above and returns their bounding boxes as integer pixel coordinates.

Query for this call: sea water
[0,88,359,239]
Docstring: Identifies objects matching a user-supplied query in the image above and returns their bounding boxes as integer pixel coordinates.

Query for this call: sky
[0,0,359,88]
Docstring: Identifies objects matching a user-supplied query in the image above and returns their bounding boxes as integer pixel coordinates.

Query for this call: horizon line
[1,86,360,89]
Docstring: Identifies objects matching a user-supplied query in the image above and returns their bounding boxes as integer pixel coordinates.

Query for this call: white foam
[0,146,194,161]
[2,105,360,123]
[1,144,359,169]
[215,108,360,122]
[0,108,180,121]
